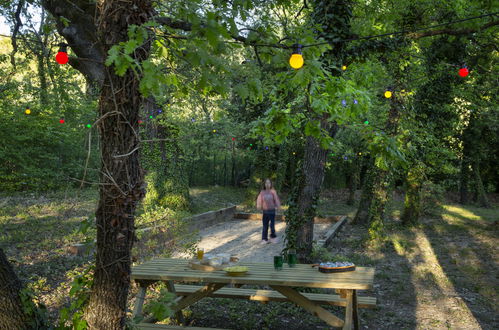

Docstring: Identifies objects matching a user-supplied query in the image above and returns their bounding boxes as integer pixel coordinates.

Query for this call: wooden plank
[131,273,373,289]
[132,267,375,282]
[132,266,375,282]
[136,324,225,330]
[165,280,185,325]
[324,216,348,247]
[172,283,226,312]
[132,286,148,318]
[133,261,375,279]
[173,285,376,308]
[270,285,344,327]
[131,273,373,290]
[341,289,361,330]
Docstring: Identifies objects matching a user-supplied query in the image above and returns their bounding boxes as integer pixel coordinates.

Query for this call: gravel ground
[173,219,333,262]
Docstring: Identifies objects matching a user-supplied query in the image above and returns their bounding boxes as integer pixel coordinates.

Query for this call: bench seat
[173,284,376,309]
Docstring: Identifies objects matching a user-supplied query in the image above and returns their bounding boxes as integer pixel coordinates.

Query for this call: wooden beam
[165,280,185,325]
[172,283,226,312]
[270,285,344,327]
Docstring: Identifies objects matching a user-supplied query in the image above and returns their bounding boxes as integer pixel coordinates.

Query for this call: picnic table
[131,258,375,329]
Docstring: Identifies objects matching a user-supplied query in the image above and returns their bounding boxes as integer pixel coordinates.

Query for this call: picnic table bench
[131,258,376,329]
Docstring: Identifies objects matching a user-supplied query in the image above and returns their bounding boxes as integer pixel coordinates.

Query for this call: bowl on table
[223,266,249,276]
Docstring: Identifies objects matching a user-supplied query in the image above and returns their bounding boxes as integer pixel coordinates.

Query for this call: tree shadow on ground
[421,206,498,329]
[345,224,419,330]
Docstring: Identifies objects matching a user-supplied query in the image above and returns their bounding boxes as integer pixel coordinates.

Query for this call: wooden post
[270,285,344,328]
[132,286,147,318]
[343,289,360,330]
[166,280,185,325]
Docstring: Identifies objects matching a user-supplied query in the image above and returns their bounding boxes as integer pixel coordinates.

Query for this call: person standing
[256,178,281,244]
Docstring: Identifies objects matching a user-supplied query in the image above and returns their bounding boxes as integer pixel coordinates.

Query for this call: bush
[421,181,445,215]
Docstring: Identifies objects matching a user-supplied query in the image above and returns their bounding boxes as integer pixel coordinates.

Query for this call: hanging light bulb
[86,124,92,128]
[25,107,31,115]
[458,67,469,77]
[341,65,347,71]
[59,118,65,124]
[55,43,69,65]
[289,44,304,69]
[384,90,392,98]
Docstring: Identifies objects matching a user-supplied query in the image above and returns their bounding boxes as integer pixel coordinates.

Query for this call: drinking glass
[274,255,283,270]
[196,248,204,260]
[287,249,297,268]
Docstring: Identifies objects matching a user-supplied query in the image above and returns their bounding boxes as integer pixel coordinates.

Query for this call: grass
[1,186,497,329]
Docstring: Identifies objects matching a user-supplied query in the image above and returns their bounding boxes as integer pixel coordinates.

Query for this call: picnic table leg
[343,289,360,330]
[166,280,185,325]
[172,282,226,312]
[270,285,344,328]
[132,280,156,319]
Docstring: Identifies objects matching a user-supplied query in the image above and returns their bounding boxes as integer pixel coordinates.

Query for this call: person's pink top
[256,189,281,211]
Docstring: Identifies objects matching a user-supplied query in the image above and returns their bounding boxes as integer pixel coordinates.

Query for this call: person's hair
[262,178,273,190]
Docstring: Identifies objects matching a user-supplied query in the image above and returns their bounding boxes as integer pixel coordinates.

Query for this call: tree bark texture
[401,166,423,225]
[353,95,400,226]
[473,160,490,208]
[82,1,154,329]
[0,248,31,329]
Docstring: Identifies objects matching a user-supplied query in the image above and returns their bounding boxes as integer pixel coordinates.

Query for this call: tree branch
[410,20,499,39]
[10,0,25,68]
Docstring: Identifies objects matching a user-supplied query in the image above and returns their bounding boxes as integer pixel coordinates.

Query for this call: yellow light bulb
[25,109,31,115]
[289,53,304,69]
[213,129,216,133]
[384,91,392,98]
[342,65,347,71]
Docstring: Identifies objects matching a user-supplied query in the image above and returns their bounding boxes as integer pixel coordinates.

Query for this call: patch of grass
[189,186,246,214]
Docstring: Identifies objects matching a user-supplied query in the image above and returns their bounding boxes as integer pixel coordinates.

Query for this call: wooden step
[136,324,225,330]
[173,285,376,308]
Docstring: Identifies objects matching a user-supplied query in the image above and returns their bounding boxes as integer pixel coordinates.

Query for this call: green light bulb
[86,124,91,128]
[149,115,153,119]
[364,120,369,125]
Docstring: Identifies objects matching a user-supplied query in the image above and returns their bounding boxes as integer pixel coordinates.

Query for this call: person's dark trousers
[262,210,276,240]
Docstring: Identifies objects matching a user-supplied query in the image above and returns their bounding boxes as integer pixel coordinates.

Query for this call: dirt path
[173,219,332,262]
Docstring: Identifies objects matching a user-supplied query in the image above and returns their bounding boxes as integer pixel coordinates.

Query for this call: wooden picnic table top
[131,258,374,290]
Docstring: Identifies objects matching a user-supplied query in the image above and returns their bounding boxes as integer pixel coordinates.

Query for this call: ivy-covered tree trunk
[401,165,424,225]
[0,248,31,329]
[353,95,400,229]
[282,0,352,262]
[346,161,360,205]
[82,1,153,328]
[285,131,330,262]
[473,160,490,208]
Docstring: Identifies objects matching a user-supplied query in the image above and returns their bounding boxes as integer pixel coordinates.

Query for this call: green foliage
[139,288,176,323]
[19,287,50,329]
[57,263,94,330]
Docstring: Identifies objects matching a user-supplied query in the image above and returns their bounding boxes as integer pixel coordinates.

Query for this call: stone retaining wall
[67,205,237,256]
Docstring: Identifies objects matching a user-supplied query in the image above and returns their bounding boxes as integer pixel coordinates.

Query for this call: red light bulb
[59,119,65,124]
[232,137,235,141]
[56,51,68,65]
[458,67,469,77]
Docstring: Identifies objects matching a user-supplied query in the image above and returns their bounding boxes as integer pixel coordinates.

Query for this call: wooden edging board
[234,212,342,223]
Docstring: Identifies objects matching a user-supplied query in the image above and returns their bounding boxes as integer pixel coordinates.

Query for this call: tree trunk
[459,159,469,204]
[36,51,49,106]
[285,121,337,263]
[401,166,423,225]
[0,248,32,329]
[83,1,153,329]
[353,94,400,228]
[346,161,360,206]
[231,141,236,186]
[473,160,490,208]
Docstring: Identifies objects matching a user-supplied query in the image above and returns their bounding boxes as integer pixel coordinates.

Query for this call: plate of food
[223,266,249,276]
[311,262,355,273]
